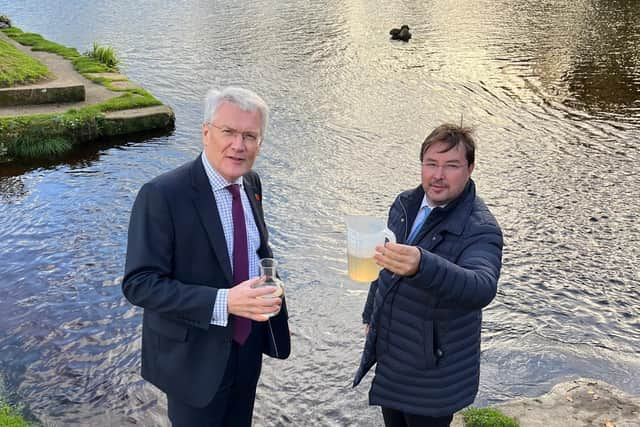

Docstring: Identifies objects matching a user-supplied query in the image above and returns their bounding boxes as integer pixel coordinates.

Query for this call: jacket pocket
[394,319,437,370]
[401,320,437,370]
[147,314,189,342]
[422,320,437,369]
[379,320,437,371]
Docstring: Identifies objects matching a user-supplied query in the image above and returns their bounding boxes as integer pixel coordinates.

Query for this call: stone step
[101,105,175,137]
[0,83,85,107]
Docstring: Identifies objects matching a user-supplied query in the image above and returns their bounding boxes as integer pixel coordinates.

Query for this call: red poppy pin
[255,194,261,202]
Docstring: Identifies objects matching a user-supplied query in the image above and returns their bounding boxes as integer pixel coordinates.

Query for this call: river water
[1,0,639,425]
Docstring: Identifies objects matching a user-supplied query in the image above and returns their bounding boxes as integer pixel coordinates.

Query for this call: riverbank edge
[0,25,175,161]
[452,378,640,427]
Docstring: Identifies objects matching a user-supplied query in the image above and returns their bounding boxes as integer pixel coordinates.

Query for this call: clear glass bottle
[257,258,284,317]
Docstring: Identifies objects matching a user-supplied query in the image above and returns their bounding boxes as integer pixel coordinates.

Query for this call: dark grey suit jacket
[122,154,290,408]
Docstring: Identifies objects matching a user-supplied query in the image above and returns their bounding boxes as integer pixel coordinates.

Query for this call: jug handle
[382,228,396,245]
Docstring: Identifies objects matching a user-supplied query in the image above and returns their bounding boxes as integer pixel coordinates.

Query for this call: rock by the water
[451,378,640,427]
[0,15,11,28]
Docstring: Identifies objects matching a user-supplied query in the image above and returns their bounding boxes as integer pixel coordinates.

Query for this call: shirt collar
[201,152,243,192]
[420,195,437,210]
[422,194,449,210]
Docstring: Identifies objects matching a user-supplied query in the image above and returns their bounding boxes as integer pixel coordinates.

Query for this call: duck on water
[390,25,411,41]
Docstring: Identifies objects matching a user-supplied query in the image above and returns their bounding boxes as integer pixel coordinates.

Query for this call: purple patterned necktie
[226,184,251,345]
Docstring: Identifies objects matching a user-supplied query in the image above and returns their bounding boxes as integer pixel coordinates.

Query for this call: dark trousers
[382,407,453,427]
[167,323,264,427]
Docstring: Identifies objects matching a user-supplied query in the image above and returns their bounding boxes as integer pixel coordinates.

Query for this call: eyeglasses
[207,123,261,145]
[421,161,467,173]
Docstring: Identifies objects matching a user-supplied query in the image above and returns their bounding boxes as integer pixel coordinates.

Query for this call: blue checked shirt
[201,154,261,326]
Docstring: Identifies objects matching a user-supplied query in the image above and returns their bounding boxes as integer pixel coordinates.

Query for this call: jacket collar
[399,179,476,236]
[398,185,424,222]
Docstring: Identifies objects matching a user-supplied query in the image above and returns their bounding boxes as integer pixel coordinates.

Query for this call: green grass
[1,27,80,60]
[71,55,113,74]
[86,41,119,68]
[7,136,72,159]
[2,27,116,73]
[0,402,31,427]
[462,407,519,427]
[0,369,32,426]
[0,38,50,87]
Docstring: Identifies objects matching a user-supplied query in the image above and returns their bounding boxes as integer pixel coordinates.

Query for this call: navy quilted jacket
[353,180,503,416]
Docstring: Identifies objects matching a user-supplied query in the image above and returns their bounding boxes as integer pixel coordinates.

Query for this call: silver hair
[203,86,269,137]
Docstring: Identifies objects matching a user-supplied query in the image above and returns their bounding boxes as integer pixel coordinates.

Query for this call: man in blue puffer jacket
[354,123,503,427]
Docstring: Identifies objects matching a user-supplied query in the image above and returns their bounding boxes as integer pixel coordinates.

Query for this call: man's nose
[432,165,445,178]
[230,132,246,147]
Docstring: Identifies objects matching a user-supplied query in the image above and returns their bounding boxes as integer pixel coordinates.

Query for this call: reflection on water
[1,0,639,425]
[522,0,640,117]
[0,176,27,202]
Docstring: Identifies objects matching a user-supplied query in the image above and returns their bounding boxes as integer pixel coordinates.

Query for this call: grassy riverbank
[0,91,164,159]
[0,25,172,160]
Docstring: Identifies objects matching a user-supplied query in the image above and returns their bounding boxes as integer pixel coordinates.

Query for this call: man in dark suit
[122,86,290,427]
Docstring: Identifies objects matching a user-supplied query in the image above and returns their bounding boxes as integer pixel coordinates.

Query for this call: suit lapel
[190,156,233,284]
